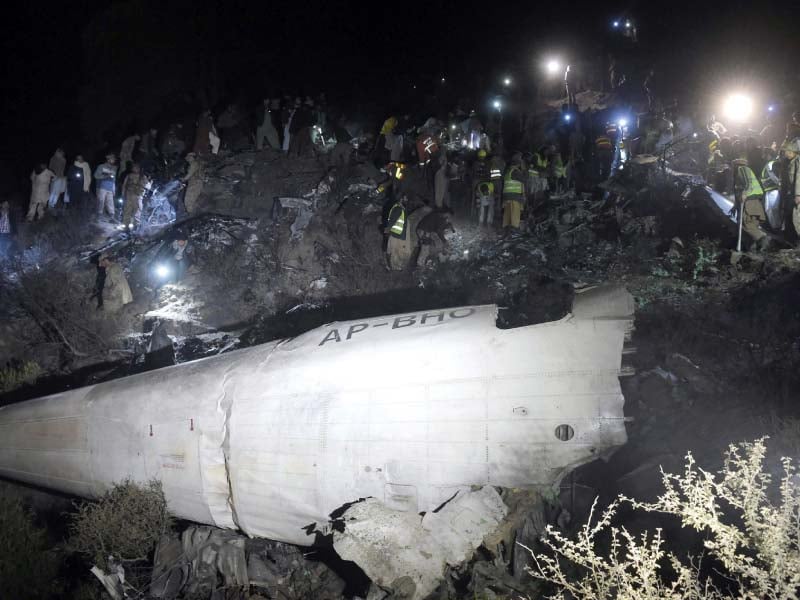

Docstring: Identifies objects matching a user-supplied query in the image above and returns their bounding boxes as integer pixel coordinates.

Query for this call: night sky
[1,0,798,191]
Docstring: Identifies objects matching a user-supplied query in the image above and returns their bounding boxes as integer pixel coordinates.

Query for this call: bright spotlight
[612,20,619,27]
[441,77,446,83]
[723,93,754,123]
[503,77,511,86]
[493,100,501,110]
[768,105,775,112]
[546,60,561,75]
[625,20,632,28]
[564,114,572,122]
[617,118,628,128]
[155,264,171,279]
[693,132,698,138]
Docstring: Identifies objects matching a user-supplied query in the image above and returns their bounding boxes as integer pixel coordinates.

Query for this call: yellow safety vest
[389,205,406,236]
[503,166,524,200]
[736,165,763,198]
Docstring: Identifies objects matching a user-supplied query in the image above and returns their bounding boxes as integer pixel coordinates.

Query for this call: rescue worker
[471,149,491,213]
[182,153,204,214]
[119,134,140,172]
[502,154,526,231]
[434,152,449,210]
[121,163,150,231]
[98,254,133,311]
[476,181,494,226]
[385,195,408,270]
[760,156,782,229]
[156,230,192,287]
[781,139,800,244]
[594,133,613,181]
[374,115,397,166]
[732,157,769,251]
[94,153,118,219]
[47,148,67,209]
[27,163,55,222]
[256,99,280,150]
[488,153,506,206]
[66,155,92,210]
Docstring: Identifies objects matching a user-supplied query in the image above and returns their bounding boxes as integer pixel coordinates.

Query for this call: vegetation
[69,479,173,569]
[0,359,42,393]
[524,439,800,599]
[0,496,62,599]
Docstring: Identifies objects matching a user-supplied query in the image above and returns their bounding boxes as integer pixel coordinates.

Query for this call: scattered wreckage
[0,284,633,596]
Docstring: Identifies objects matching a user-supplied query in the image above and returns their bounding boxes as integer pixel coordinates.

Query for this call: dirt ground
[2,147,800,599]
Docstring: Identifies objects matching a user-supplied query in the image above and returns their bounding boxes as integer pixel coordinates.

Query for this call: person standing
[94,153,118,219]
[502,154,526,231]
[781,139,800,245]
[182,153,204,214]
[434,152,450,210]
[119,134,140,172]
[27,163,55,222]
[732,157,769,251]
[476,182,495,226]
[66,155,92,210]
[255,99,280,150]
[47,148,67,208]
[121,163,150,230]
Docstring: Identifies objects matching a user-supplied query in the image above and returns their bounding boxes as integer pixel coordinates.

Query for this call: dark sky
[1,0,798,186]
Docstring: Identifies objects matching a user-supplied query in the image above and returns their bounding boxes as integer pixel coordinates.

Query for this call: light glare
[723,93,754,123]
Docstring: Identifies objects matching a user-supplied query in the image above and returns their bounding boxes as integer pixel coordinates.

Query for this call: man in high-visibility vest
[502,154,526,230]
[732,158,769,250]
[385,196,408,270]
[489,154,506,205]
[594,134,613,181]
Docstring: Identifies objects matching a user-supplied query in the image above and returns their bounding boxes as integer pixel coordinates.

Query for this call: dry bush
[523,439,800,599]
[0,496,63,598]
[0,359,42,393]
[3,262,120,362]
[69,479,173,569]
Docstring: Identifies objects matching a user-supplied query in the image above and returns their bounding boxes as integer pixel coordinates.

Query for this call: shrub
[68,479,173,569]
[523,439,800,599]
[0,496,62,599]
[0,359,42,393]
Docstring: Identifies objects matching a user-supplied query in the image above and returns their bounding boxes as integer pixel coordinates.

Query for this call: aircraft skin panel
[0,286,633,547]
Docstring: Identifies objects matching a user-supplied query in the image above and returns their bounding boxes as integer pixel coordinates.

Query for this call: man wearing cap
[94,153,118,219]
[732,156,769,251]
[781,139,800,244]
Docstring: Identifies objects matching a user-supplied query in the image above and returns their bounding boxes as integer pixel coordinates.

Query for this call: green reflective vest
[503,166,524,201]
[736,165,763,198]
[389,204,406,237]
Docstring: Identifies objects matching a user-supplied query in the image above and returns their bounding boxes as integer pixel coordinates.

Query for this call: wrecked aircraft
[0,285,634,547]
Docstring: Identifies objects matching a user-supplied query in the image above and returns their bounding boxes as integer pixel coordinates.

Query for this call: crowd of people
[14,44,800,284]
[377,96,800,264]
[18,93,335,235]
